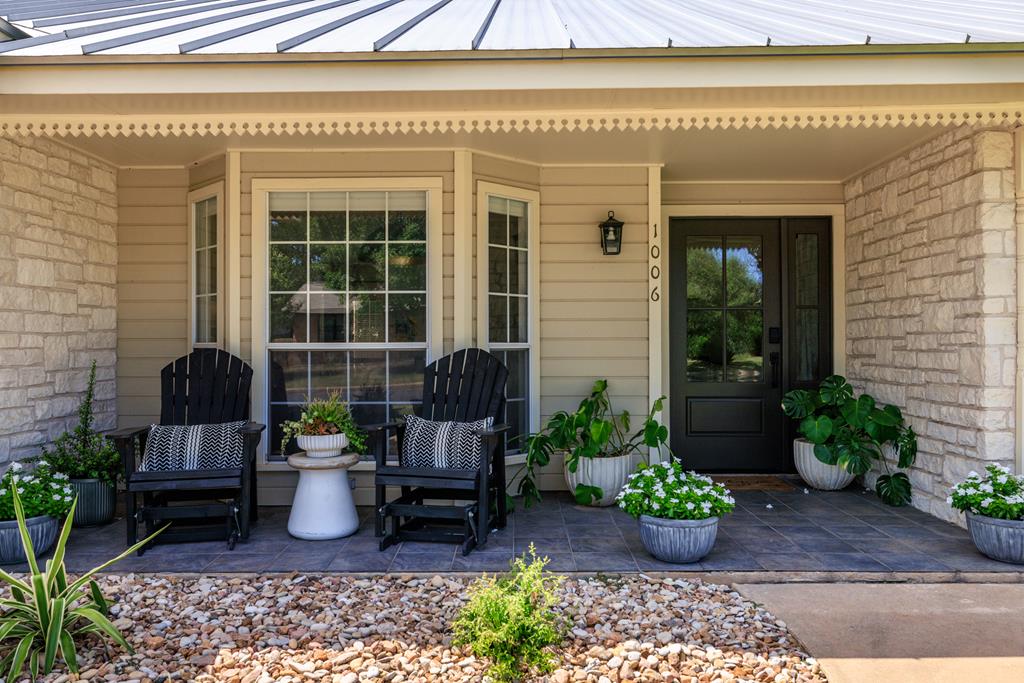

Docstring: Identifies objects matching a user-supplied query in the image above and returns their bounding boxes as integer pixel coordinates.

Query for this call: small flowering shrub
[0,462,74,521]
[617,461,735,520]
[949,464,1024,521]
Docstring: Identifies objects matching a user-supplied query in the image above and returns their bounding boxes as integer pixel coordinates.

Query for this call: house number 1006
[649,222,661,302]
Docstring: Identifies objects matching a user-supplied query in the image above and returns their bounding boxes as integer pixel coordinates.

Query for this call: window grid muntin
[267,190,428,460]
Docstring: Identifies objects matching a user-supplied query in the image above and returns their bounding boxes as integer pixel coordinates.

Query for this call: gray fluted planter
[638,515,719,564]
[70,478,116,527]
[0,515,58,564]
[966,512,1024,565]
[793,438,856,491]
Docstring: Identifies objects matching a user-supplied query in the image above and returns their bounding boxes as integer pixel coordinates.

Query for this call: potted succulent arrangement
[38,361,121,526]
[617,460,735,564]
[519,379,670,506]
[280,392,366,458]
[949,464,1024,565]
[782,375,918,506]
[0,462,74,563]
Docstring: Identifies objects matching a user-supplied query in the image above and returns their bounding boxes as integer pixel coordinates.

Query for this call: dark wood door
[669,218,784,472]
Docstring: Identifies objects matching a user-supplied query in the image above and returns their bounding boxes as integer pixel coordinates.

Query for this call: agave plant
[0,481,162,680]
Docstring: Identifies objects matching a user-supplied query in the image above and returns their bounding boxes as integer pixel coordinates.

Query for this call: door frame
[653,203,846,463]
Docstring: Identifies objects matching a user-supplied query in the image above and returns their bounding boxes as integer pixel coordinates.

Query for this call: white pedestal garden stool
[286,452,360,540]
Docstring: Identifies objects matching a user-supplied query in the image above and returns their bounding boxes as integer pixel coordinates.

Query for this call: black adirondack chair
[372,348,509,555]
[109,349,264,554]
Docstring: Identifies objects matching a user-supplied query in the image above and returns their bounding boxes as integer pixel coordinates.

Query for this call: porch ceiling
[64,122,939,183]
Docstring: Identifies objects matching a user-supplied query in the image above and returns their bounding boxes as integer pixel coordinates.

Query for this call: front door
[668,217,831,472]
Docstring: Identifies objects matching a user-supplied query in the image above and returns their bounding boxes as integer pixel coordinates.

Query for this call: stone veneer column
[0,136,118,461]
[844,126,1017,522]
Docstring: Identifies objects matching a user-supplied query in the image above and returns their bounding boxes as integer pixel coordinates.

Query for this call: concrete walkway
[736,583,1024,683]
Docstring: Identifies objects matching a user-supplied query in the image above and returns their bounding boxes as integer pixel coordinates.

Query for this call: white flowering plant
[616,461,735,521]
[948,464,1024,521]
[0,462,74,521]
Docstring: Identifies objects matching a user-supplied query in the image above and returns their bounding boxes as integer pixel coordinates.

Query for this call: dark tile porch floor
[37,486,1022,574]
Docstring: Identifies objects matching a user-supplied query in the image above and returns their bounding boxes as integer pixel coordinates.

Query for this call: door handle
[769,351,780,388]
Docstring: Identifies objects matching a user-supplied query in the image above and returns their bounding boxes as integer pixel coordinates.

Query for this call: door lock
[768,326,782,344]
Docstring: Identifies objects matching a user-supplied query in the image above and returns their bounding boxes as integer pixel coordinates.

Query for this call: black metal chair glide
[371,348,510,556]
[109,349,264,554]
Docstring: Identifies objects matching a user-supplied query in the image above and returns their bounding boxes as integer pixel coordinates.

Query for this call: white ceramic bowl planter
[793,438,855,491]
[966,512,1024,564]
[564,452,639,507]
[296,433,349,459]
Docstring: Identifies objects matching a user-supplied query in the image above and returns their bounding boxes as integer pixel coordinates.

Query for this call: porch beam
[225,150,241,358]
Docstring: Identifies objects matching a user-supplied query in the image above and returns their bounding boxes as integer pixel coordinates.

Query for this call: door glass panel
[686,310,723,382]
[726,310,763,383]
[794,234,819,306]
[726,236,763,307]
[795,308,819,382]
[686,236,723,308]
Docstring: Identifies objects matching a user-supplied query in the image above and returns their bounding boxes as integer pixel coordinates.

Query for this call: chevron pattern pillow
[141,420,247,471]
[401,415,494,470]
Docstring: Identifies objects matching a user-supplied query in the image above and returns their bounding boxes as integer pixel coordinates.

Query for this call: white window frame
[251,177,444,466]
[188,182,225,349]
[476,181,541,447]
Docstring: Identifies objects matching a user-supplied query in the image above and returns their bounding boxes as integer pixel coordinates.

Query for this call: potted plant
[949,464,1024,564]
[281,392,366,458]
[617,461,735,563]
[782,375,918,506]
[0,462,74,563]
[38,361,120,526]
[520,379,670,506]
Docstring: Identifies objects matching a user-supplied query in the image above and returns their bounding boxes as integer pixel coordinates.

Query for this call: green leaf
[47,498,77,592]
[800,415,833,444]
[818,375,853,405]
[589,420,613,446]
[89,580,108,616]
[11,482,40,576]
[813,443,838,466]
[59,630,78,674]
[573,484,603,506]
[840,394,875,428]
[70,608,133,654]
[44,597,65,673]
[871,406,900,427]
[0,621,19,644]
[781,389,815,419]
[8,634,33,681]
[897,428,918,468]
[876,472,913,507]
[836,445,873,475]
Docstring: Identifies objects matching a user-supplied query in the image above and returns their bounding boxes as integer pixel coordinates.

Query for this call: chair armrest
[473,424,511,437]
[363,421,402,434]
[236,422,266,435]
[105,425,150,442]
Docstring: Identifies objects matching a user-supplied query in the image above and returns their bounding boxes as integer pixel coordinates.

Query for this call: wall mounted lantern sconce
[599,210,623,255]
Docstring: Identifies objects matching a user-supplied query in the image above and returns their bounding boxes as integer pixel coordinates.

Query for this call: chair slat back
[160,349,253,426]
[421,348,508,423]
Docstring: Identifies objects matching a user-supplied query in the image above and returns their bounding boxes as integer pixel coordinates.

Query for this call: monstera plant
[782,375,918,506]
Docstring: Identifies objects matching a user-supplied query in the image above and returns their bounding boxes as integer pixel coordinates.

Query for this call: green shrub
[38,361,120,488]
[280,392,367,454]
[0,482,161,680]
[453,546,565,682]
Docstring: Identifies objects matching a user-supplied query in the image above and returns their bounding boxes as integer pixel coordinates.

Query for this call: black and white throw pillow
[141,421,246,471]
[402,415,494,470]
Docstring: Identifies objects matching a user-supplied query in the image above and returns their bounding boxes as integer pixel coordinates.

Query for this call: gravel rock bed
[33,574,824,683]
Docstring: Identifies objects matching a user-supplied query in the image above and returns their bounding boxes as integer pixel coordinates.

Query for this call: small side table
[286,453,360,540]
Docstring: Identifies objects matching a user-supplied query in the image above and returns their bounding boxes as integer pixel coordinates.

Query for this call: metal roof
[2,0,1024,56]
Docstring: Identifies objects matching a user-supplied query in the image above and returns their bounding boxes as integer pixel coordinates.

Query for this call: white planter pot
[296,433,349,459]
[563,452,639,507]
[793,438,855,491]
[638,515,719,564]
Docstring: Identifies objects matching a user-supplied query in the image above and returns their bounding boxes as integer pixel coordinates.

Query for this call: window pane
[310,292,346,343]
[505,399,527,453]
[270,244,307,291]
[388,243,426,290]
[194,200,208,249]
[795,308,819,382]
[726,310,763,383]
[508,248,527,295]
[794,234,819,306]
[489,295,508,343]
[726,236,763,307]
[269,351,308,402]
[349,243,385,290]
[310,350,348,399]
[509,296,528,344]
[195,295,210,344]
[389,293,426,343]
[310,244,347,291]
[270,404,303,457]
[686,310,723,382]
[349,191,386,241]
[686,236,723,308]
[350,350,386,401]
[207,246,218,296]
[488,246,507,293]
[388,191,427,241]
[196,249,210,296]
[504,349,529,399]
[350,293,385,342]
[390,351,425,401]
[350,404,387,430]
[270,293,306,343]
[204,199,217,248]
[508,199,528,248]
[269,192,307,241]
[488,199,507,245]
[203,296,217,343]
[309,192,346,241]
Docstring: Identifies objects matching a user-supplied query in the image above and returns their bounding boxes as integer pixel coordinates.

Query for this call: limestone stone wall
[0,136,118,461]
[844,126,1017,522]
